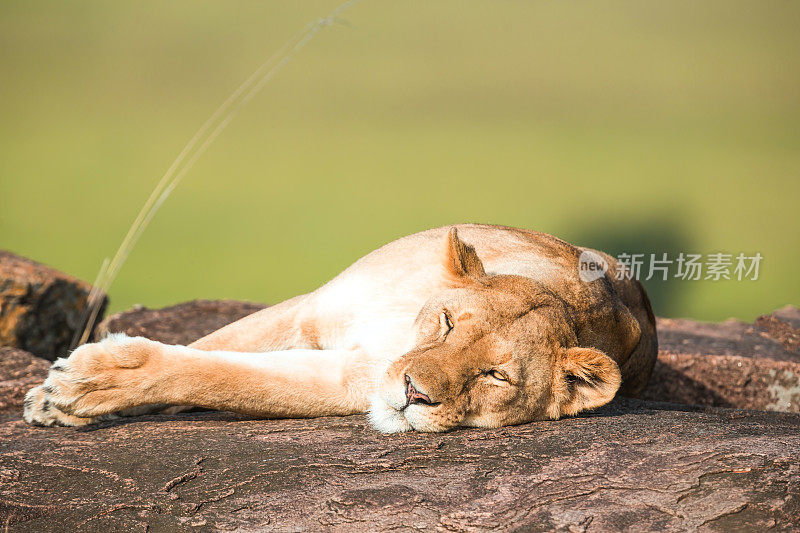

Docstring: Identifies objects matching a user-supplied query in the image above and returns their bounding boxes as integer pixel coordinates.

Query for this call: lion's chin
[367,393,458,433]
[367,394,413,433]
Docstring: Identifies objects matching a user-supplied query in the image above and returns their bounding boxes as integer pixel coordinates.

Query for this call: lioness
[24,224,657,432]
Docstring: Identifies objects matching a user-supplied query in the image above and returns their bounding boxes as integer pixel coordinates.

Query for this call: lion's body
[24,224,657,432]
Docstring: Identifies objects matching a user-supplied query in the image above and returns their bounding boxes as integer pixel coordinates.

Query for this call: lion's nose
[404,374,435,406]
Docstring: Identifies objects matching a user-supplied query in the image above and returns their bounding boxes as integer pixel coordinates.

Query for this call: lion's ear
[552,347,621,417]
[442,227,486,285]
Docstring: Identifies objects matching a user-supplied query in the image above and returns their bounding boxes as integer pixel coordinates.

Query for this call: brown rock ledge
[0,251,106,360]
[644,306,800,412]
[93,299,267,345]
[0,401,797,531]
[0,347,49,418]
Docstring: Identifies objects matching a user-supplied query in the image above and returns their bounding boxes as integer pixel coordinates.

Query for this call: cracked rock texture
[644,306,800,412]
[0,251,106,360]
[1,301,799,531]
[1,402,798,532]
[0,347,49,417]
[93,300,267,346]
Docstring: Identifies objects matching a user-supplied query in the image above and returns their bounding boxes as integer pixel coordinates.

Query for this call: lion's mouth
[368,373,444,433]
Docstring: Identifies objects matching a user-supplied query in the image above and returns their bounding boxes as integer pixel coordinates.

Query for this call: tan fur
[24,224,657,432]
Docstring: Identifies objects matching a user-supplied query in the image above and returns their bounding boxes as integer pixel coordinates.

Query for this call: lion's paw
[22,334,153,425]
[22,385,113,426]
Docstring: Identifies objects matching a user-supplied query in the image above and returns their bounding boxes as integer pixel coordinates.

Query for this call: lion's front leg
[24,334,376,426]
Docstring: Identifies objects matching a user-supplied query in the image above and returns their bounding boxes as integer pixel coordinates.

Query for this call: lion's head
[369,228,621,432]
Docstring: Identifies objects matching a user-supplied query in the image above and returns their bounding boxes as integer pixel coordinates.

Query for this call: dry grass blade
[72,0,363,348]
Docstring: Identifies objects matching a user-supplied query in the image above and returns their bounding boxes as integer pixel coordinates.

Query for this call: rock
[0,251,107,360]
[0,400,798,531]
[755,305,800,353]
[656,305,799,362]
[0,347,49,419]
[94,299,267,345]
[643,307,800,412]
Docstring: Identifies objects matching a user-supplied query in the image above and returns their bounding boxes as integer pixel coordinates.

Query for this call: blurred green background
[1,1,798,321]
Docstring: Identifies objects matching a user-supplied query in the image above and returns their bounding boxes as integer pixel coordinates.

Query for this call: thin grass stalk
[72,0,362,348]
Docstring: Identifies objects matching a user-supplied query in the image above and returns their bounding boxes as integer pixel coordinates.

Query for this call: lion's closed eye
[484,369,509,383]
[440,311,454,336]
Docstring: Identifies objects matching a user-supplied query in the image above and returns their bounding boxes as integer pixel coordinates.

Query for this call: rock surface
[656,305,799,362]
[0,251,107,360]
[644,306,800,412]
[94,299,267,345]
[1,401,798,532]
[2,301,800,531]
[0,347,49,419]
